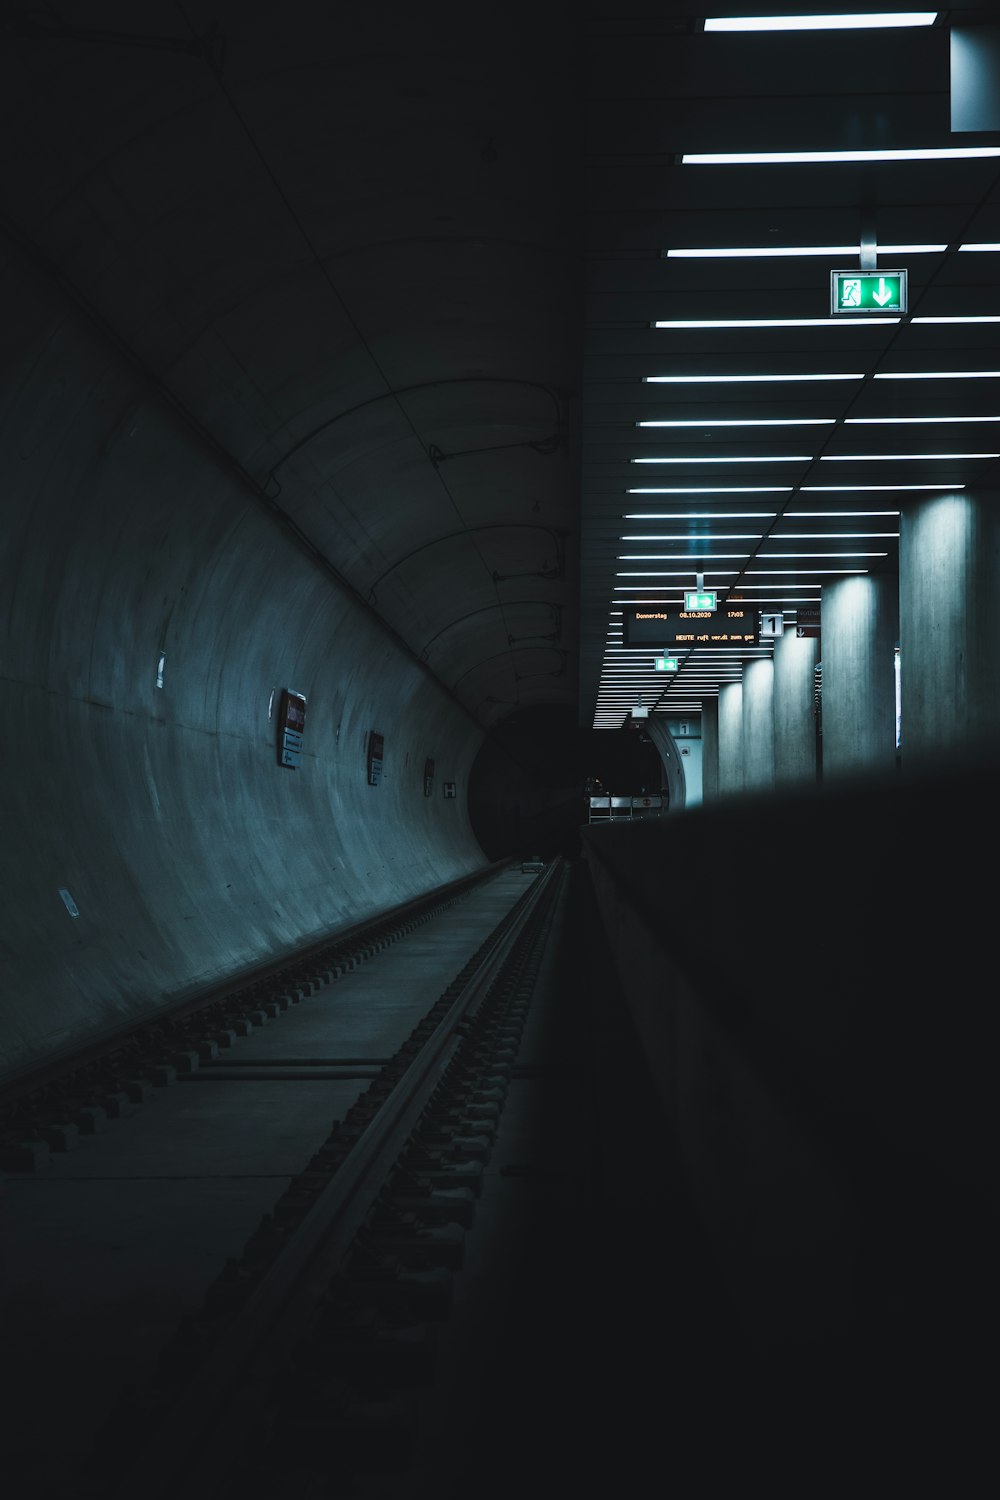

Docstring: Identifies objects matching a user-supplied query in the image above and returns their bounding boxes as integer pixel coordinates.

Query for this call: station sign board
[796,605,821,639]
[830,269,907,315]
[623,604,759,647]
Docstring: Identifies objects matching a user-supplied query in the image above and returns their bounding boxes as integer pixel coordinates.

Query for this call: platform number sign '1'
[830,269,907,315]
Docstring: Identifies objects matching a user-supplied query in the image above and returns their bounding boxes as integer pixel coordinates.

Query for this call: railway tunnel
[2,5,999,1496]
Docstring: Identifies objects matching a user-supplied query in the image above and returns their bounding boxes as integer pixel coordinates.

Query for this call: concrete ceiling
[0,0,586,735]
[581,2,1000,724]
[3,2,999,737]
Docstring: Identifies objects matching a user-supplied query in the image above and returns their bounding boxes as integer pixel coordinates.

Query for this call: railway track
[5,856,603,1500]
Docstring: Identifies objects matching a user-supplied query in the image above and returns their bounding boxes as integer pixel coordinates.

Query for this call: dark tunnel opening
[467,704,665,861]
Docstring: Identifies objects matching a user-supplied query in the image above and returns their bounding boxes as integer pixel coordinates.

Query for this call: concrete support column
[820,575,898,780]
[773,630,819,788]
[899,491,1000,770]
[700,697,720,803]
[717,681,744,796]
[742,658,775,793]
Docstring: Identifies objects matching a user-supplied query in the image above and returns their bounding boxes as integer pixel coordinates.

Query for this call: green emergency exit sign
[684,590,717,611]
[654,656,678,671]
[830,269,907,315]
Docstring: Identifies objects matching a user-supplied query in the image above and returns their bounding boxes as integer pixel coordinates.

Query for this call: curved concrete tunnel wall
[0,258,490,1081]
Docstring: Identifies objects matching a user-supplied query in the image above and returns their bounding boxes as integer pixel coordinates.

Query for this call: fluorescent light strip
[772,531,899,538]
[846,415,1000,423]
[627,487,794,494]
[622,525,775,533]
[681,148,1000,164]
[821,451,999,460]
[703,14,938,32]
[625,511,778,518]
[761,551,888,557]
[617,561,751,570]
[653,318,897,328]
[644,373,863,382]
[631,455,812,463]
[786,509,899,515]
[664,243,942,258]
[620,537,763,546]
[958,244,1000,252]
[638,418,833,427]
[911,316,1000,324]
[874,371,1000,379]
[620,544,761,554]
[801,483,962,491]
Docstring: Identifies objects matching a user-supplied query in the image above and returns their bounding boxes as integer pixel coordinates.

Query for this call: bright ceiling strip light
[644,372,863,382]
[627,487,794,494]
[846,415,1000,422]
[821,451,999,460]
[620,537,763,546]
[682,147,1000,164]
[761,551,889,557]
[747,568,867,574]
[874,370,1000,379]
[620,544,762,554]
[617,560,752,570]
[958,244,1000,252]
[786,509,899,515]
[622,523,775,531]
[801,483,962,490]
[773,531,899,537]
[664,243,943,258]
[638,418,833,427]
[625,510,779,517]
[653,318,898,328]
[911,316,1000,324]
[631,455,812,463]
[703,14,938,32]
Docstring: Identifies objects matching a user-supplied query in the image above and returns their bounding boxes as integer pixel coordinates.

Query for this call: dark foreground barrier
[582,747,998,1451]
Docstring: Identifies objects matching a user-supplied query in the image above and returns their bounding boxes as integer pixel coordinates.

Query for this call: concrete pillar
[701,697,720,804]
[742,658,775,793]
[773,629,819,788]
[717,681,744,796]
[820,575,898,780]
[899,491,1000,770]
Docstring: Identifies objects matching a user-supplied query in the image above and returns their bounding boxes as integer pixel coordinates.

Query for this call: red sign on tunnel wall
[367,731,384,786]
[278,690,306,768]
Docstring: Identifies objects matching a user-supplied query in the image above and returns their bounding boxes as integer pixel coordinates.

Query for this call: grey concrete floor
[1,869,536,1496]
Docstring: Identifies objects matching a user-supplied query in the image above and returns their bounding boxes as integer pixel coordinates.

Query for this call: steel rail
[107,859,561,1500]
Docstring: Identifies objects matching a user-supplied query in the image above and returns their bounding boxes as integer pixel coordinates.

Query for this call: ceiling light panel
[703,13,938,32]
[637,419,835,426]
[630,455,813,463]
[652,318,898,328]
[626,488,794,495]
[681,148,1000,164]
[663,243,943,257]
[643,373,864,383]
